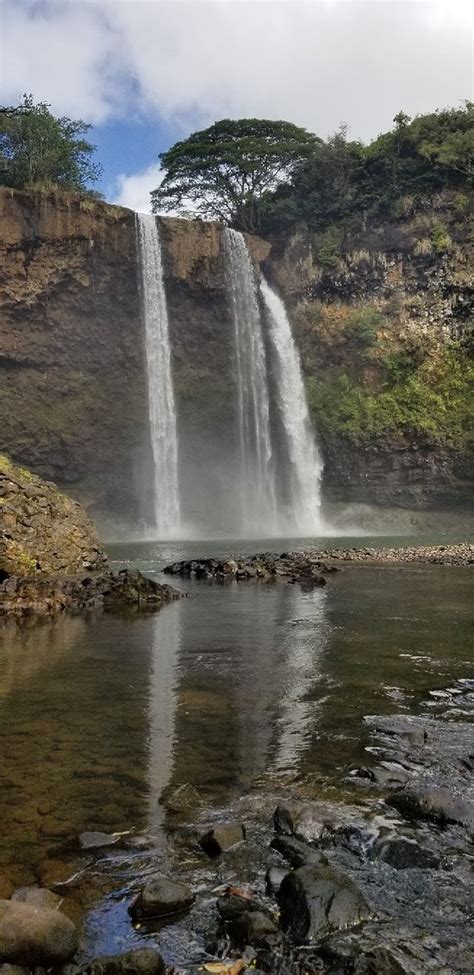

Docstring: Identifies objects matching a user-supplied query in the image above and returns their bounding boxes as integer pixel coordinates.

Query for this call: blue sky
[2,0,472,212]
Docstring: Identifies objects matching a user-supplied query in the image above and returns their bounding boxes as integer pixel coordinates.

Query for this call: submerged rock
[10,887,62,911]
[372,836,440,870]
[79,831,120,850]
[128,874,194,921]
[200,822,246,856]
[278,863,373,942]
[82,948,166,975]
[274,802,326,842]
[0,899,78,965]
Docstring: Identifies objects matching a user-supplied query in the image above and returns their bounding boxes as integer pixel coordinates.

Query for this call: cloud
[112,162,163,213]
[1,1,472,141]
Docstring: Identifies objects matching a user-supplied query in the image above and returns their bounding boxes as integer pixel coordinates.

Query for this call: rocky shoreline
[0,569,180,617]
[1,688,472,973]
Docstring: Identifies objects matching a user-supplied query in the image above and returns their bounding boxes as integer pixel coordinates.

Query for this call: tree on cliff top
[151,118,320,233]
[0,94,102,193]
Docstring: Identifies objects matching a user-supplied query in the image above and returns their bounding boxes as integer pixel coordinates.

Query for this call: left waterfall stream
[136,213,181,538]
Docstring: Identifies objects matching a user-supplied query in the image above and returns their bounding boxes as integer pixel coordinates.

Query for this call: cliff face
[0,187,471,526]
[266,196,473,509]
[0,189,270,531]
[0,188,146,525]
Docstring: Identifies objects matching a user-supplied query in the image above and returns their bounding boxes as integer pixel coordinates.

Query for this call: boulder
[228,911,279,948]
[0,899,78,965]
[373,837,440,870]
[82,948,166,975]
[10,888,61,911]
[199,822,245,856]
[274,803,325,842]
[387,785,474,831]
[270,834,319,868]
[128,875,194,921]
[278,863,372,942]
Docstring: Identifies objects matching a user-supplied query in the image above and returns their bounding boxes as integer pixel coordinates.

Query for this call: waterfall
[223,228,277,535]
[260,278,323,534]
[136,213,180,537]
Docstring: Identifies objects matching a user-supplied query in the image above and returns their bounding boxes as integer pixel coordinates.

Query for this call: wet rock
[79,831,120,850]
[228,910,279,948]
[0,899,78,965]
[373,836,440,870]
[320,924,474,974]
[82,948,166,975]
[270,834,319,868]
[199,822,245,856]
[278,863,372,942]
[265,866,287,896]
[387,784,474,831]
[274,803,325,842]
[217,893,263,922]
[10,888,62,911]
[0,966,28,975]
[128,875,194,921]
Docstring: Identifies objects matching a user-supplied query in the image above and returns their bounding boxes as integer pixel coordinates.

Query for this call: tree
[0,94,102,193]
[151,118,320,233]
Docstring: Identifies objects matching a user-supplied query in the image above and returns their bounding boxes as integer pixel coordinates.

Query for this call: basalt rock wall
[0,189,269,532]
[0,187,471,529]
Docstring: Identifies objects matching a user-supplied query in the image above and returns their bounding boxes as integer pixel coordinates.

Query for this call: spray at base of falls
[136,213,181,538]
[223,228,278,535]
[260,277,324,534]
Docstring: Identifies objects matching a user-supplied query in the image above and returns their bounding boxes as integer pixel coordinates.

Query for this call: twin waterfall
[137,215,323,538]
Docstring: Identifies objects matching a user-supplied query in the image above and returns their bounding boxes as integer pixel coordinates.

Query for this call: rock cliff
[0,187,472,525]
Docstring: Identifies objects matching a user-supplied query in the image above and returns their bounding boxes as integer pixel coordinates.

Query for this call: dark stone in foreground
[0,569,180,617]
[128,875,194,921]
[373,836,440,870]
[200,822,245,856]
[278,863,373,942]
[0,899,78,965]
[228,910,279,948]
[82,949,166,975]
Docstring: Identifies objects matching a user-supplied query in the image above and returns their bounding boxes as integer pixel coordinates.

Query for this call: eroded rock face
[0,898,78,965]
[0,454,107,578]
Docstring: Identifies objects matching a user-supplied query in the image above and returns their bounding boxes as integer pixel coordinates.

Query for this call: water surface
[0,539,472,959]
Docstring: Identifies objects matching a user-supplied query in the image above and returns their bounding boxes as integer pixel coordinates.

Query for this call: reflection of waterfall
[268,586,328,775]
[261,278,324,534]
[223,228,277,535]
[136,214,180,538]
[147,603,181,830]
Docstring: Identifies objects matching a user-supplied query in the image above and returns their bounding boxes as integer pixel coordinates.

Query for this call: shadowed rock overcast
[1,0,472,210]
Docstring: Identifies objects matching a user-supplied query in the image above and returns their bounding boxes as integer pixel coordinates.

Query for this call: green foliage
[151,118,319,232]
[261,102,473,236]
[343,307,383,352]
[306,346,474,451]
[431,222,452,253]
[0,94,102,192]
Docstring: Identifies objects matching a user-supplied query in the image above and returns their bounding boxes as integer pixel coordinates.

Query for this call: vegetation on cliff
[0,94,102,193]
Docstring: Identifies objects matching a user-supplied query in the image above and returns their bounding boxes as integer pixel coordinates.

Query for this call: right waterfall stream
[260,275,324,535]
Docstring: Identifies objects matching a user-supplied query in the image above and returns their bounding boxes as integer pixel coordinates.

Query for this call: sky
[1,0,472,212]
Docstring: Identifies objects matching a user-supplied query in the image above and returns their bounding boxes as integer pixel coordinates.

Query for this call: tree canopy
[262,102,474,235]
[0,94,102,193]
[151,118,320,233]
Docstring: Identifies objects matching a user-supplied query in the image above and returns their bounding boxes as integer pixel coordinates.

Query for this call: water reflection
[147,606,181,830]
[0,562,472,883]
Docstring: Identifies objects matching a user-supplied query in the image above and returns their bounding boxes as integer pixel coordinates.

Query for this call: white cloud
[112,162,163,213]
[1,1,472,140]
